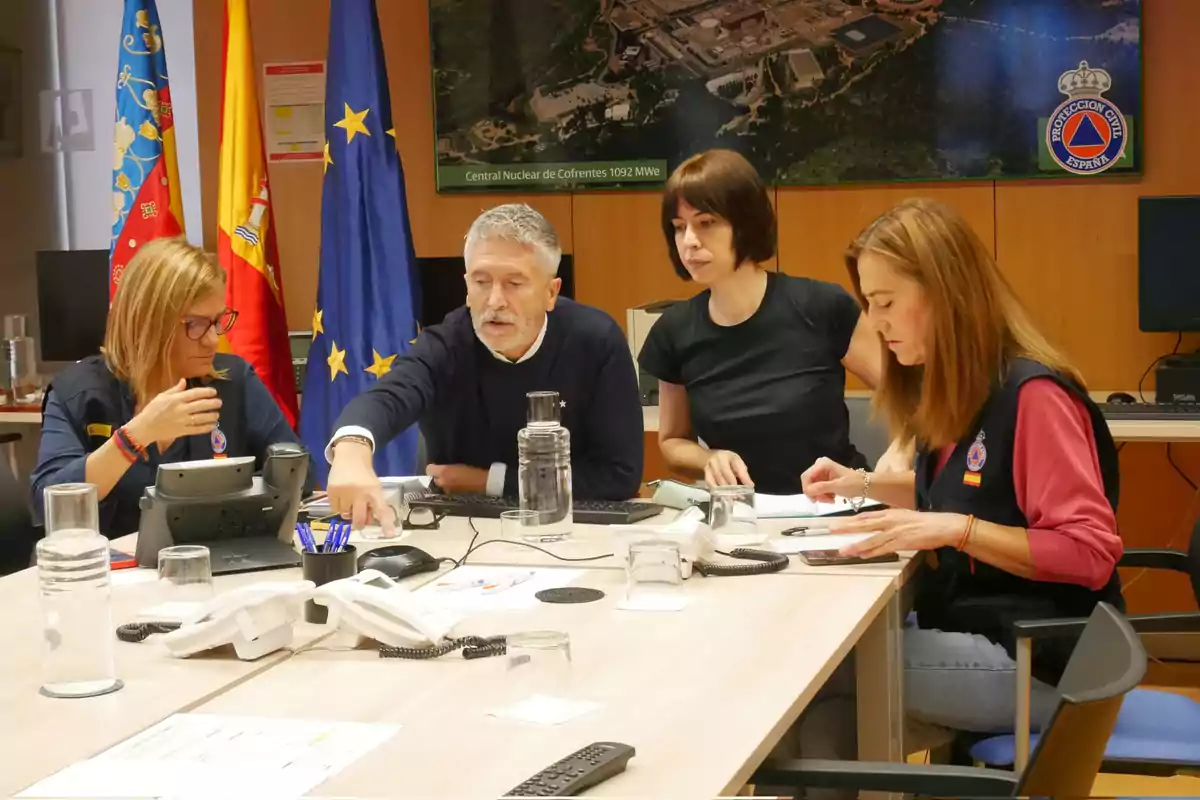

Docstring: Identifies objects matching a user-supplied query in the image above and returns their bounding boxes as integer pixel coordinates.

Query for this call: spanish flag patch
[963,471,982,487]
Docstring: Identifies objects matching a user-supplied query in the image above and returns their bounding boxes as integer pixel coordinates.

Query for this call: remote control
[503,741,636,797]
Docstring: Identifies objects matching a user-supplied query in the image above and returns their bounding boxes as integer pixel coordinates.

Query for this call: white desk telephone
[311,569,464,650]
[157,580,314,660]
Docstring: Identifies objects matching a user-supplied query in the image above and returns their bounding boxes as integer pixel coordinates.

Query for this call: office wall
[193,1,1200,613]
[0,1,59,334]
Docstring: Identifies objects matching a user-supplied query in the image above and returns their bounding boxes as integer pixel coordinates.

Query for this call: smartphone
[798,549,899,566]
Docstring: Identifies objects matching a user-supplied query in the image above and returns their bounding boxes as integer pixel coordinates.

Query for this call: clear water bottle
[517,391,573,542]
[5,314,38,404]
[36,484,123,698]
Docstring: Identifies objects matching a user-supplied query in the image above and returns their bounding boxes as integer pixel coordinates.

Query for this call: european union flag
[299,0,420,486]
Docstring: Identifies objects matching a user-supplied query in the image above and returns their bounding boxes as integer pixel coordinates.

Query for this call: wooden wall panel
[775,183,997,289]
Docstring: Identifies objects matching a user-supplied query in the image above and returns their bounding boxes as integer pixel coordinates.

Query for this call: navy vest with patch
[912,358,1124,685]
[45,354,252,536]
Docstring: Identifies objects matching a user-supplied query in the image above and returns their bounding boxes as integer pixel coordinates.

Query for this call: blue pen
[331,521,348,553]
[329,522,342,553]
[302,523,316,554]
[295,522,311,554]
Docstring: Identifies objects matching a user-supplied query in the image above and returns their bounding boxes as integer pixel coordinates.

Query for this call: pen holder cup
[301,544,358,624]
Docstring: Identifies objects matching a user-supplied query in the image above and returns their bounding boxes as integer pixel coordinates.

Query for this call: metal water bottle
[517,391,573,542]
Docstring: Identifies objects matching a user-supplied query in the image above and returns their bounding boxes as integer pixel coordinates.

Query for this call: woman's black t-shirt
[638,271,867,494]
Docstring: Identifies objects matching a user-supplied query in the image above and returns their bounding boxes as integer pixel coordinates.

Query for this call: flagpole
[47,0,71,250]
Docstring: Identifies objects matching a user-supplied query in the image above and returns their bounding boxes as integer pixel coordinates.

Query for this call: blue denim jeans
[904,620,1061,749]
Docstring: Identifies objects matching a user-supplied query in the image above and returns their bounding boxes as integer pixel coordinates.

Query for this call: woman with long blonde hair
[31,237,308,537]
[803,199,1125,745]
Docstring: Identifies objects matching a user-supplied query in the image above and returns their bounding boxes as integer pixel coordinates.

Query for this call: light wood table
[187,566,899,798]
[350,515,913,775]
[351,512,920,581]
[9,524,909,798]
[0,534,439,799]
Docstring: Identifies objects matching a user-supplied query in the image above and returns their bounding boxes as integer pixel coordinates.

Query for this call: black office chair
[0,432,38,575]
[752,602,1146,799]
[969,518,1200,775]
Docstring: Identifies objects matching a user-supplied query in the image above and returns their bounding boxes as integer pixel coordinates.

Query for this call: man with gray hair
[325,203,643,527]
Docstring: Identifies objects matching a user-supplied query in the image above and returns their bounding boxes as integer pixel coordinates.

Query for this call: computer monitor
[1138,196,1200,332]
[36,250,110,361]
[417,254,575,327]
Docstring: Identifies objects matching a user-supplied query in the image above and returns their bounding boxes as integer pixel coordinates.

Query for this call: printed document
[18,713,400,799]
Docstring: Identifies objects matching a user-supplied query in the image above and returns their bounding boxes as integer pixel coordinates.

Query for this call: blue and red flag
[298,0,421,484]
[109,0,185,297]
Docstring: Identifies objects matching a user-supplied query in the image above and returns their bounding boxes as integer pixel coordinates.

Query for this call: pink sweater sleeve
[1013,378,1123,590]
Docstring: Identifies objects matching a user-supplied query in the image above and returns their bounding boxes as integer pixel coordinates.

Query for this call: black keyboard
[1099,402,1200,420]
[407,493,663,525]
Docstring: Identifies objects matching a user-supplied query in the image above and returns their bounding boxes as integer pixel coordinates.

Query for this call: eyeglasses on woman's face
[182,308,238,341]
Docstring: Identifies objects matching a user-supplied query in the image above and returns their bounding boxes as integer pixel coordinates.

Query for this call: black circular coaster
[535,587,605,604]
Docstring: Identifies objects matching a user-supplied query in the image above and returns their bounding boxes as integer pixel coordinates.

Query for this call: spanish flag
[216,0,299,428]
[110,0,185,297]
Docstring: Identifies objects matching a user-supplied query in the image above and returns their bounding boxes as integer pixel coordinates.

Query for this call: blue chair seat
[970,688,1200,766]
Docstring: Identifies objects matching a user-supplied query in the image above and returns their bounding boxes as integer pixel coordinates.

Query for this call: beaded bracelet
[117,426,147,461]
[112,431,138,463]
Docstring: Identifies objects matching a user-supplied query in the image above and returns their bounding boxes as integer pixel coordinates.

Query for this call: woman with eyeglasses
[30,236,309,538]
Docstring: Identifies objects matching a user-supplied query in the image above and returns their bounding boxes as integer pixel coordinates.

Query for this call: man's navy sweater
[334,298,644,500]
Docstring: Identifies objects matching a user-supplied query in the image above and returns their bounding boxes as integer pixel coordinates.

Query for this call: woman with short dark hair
[639,149,882,494]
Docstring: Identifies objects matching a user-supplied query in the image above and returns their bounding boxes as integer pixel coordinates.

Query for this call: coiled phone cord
[378,634,507,660]
[695,548,789,577]
[115,621,183,643]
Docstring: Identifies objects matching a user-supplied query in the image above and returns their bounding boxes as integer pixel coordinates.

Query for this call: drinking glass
[506,630,572,695]
[157,545,214,605]
[360,485,403,540]
[707,485,763,549]
[500,509,541,543]
[625,539,682,605]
